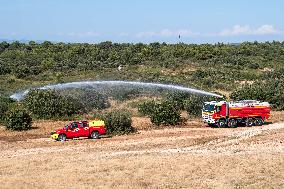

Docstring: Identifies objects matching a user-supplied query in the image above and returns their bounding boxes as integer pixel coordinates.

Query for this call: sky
[1,0,284,44]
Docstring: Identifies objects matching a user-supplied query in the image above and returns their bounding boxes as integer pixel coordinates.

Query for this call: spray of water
[10,80,223,101]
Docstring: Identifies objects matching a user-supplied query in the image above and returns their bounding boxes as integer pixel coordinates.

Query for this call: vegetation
[94,109,133,135]
[0,96,14,122]
[5,107,32,131]
[1,41,283,92]
[59,89,110,110]
[183,97,205,117]
[77,90,110,110]
[138,100,156,116]
[23,90,82,119]
[164,91,191,110]
[138,100,182,126]
[150,100,182,126]
[0,40,283,126]
[230,80,284,110]
[138,91,227,125]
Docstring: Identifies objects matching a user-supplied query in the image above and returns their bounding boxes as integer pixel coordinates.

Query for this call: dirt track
[0,118,284,189]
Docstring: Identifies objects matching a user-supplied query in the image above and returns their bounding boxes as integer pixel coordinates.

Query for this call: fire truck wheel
[228,119,237,128]
[58,134,66,141]
[245,118,254,127]
[208,123,215,127]
[254,117,264,126]
[91,131,100,139]
[217,119,226,128]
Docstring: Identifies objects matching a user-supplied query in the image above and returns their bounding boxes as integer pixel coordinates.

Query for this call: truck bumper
[51,133,59,140]
[202,116,216,123]
[203,119,216,124]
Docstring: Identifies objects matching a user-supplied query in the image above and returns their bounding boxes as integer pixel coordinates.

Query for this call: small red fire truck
[202,100,270,128]
[50,120,106,141]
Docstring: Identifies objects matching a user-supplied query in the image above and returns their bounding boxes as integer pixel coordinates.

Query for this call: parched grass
[0,121,284,189]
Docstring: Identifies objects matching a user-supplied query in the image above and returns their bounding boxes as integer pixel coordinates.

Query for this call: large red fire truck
[202,100,271,128]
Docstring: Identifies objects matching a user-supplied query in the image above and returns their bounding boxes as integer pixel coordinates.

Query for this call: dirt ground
[0,112,283,189]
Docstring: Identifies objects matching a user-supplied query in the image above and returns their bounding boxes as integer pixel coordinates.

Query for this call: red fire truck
[202,100,270,128]
[50,120,106,141]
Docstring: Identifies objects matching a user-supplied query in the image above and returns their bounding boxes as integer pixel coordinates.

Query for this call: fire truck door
[78,122,89,137]
[68,122,80,138]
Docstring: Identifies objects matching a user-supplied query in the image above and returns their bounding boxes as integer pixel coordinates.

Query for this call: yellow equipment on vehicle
[51,133,59,140]
[89,120,105,127]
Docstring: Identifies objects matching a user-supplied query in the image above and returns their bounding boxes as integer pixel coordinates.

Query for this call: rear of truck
[88,120,107,135]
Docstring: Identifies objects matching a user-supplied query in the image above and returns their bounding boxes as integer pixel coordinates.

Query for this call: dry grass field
[0,111,283,189]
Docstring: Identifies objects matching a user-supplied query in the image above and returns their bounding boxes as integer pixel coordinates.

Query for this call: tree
[5,107,32,131]
[23,90,82,119]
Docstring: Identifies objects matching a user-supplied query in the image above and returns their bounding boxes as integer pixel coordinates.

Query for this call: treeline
[0,40,284,78]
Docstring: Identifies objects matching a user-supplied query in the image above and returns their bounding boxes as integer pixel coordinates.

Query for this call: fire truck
[50,120,106,141]
[202,100,270,128]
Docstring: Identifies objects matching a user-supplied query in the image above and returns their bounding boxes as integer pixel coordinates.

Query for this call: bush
[23,89,82,119]
[95,109,133,135]
[164,91,190,110]
[0,60,11,75]
[183,94,225,116]
[5,107,32,131]
[230,80,284,110]
[0,101,9,122]
[109,87,142,101]
[60,89,110,111]
[183,96,206,116]
[137,100,156,116]
[148,100,181,126]
[83,91,110,110]
[0,96,14,122]
[14,66,32,78]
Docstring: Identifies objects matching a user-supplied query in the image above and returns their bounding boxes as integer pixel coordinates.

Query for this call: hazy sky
[1,0,284,43]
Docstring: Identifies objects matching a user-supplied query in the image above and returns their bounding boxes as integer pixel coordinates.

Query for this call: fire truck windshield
[203,104,215,112]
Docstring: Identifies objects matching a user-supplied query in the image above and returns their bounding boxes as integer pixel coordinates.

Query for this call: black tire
[58,134,66,141]
[90,131,100,139]
[208,123,215,127]
[228,119,237,128]
[217,119,227,128]
[254,117,264,126]
[245,118,255,127]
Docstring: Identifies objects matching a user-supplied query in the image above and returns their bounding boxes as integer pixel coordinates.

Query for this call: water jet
[10,80,223,101]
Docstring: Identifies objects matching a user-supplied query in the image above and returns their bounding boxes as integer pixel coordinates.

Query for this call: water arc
[10,80,223,101]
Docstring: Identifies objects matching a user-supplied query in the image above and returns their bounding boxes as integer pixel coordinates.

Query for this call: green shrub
[230,80,284,110]
[0,60,11,75]
[83,91,110,110]
[184,95,224,116]
[230,84,266,101]
[95,109,133,135]
[14,66,32,78]
[183,96,205,116]
[5,107,32,131]
[23,89,82,119]
[164,91,190,110]
[0,96,15,122]
[137,100,156,116]
[60,89,110,110]
[109,87,142,101]
[0,101,8,121]
[148,100,181,126]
